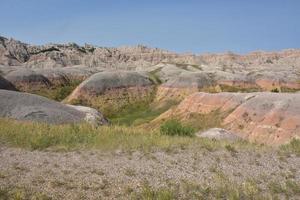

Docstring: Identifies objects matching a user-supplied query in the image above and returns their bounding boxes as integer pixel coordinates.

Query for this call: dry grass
[0,186,50,200]
[132,176,300,200]
[0,118,262,152]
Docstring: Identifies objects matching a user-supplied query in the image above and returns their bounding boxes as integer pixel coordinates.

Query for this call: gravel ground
[0,145,299,199]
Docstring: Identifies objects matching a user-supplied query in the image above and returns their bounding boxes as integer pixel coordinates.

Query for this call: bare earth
[0,145,299,199]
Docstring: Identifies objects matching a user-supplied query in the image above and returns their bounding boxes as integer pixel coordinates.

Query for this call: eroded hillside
[1,36,300,200]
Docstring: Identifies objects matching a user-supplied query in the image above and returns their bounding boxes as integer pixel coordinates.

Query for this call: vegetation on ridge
[30,80,82,101]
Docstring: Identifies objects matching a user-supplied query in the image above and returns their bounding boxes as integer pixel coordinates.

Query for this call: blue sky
[0,0,299,53]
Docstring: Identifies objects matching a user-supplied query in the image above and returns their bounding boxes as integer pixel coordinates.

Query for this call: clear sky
[1,0,299,54]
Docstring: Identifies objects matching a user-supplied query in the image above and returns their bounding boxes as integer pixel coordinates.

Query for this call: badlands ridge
[1,35,300,145]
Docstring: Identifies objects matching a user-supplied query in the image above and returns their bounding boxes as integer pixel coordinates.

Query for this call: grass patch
[132,177,280,200]
[161,62,202,71]
[132,185,174,200]
[280,87,300,93]
[0,186,50,200]
[148,68,163,85]
[267,180,300,197]
[133,173,300,199]
[109,100,179,126]
[32,80,82,101]
[279,139,300,156]
[160,119,194,137]
[219,84,260,93]
[0,118,259,152]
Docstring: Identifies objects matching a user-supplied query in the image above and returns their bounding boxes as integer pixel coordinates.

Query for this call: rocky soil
[0,145,299,199]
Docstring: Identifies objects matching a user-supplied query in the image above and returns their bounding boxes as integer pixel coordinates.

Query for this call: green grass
[109,100,179,126]
[160,119,194,137]
[0,118,259,152]
[132,185,174,200]
[31,80,82,101]
[148,68,163,85]
[271,88,280,93]
[279,138,300,156]
[280,87,300,93]
[219,84,261,93]
[161,62,202,71]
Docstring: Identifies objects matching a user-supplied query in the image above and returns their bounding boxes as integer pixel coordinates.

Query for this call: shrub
[225,145,238,155]
[271,88,279,93]
[160,119,195,137]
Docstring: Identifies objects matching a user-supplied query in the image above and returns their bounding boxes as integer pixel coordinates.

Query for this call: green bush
[160,119,195,137]
[271,88,279,93]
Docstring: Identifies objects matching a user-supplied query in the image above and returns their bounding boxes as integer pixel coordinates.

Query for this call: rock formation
[152,92,300,145]
[66,105,109,126]
[0,35,300,145]
[0,89,107,125]
[2,65,104,94]
[66,71,156,115]
[0,36,189,69]
[196,128,242,141]
[0,75,17,91]
[146,63,300,102]
[155,72,215,101]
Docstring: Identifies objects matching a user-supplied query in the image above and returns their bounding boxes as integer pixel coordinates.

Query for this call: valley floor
[0,145,300,200]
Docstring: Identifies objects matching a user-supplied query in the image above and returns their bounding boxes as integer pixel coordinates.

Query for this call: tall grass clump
[160,119,195,137]
[279,139,300,156]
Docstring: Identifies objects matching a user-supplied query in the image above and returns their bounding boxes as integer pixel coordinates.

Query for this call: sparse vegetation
[0,186,50,200]
[71,86,157,118]
[280,87,300,93]
[279,138,300,156]
[148,68,163,84]
[183,110,225,132]
[32,80,82,101]
[132,177,285,200]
